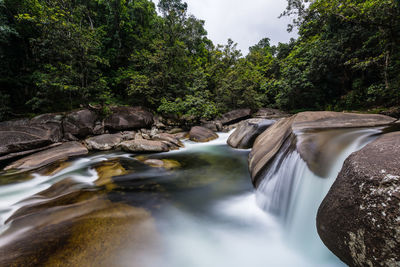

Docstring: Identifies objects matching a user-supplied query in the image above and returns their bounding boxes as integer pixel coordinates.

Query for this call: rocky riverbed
[1,107,399,266]
[1,107,280,171]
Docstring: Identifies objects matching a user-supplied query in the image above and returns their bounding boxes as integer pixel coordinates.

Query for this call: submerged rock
[249,111,396,185]
[143,159,165,168]
[189,126,219,142]
[219,109,252,125]
[143,159,181,170]
[4,142,88,171]
[227,119,275,149]
[104,106,153,131]
[317,132,400,266]
[160,159,181,170]
[95,161,128,190]
[0,179,157,267]
[120,139,169,153]
[85,133,123,151]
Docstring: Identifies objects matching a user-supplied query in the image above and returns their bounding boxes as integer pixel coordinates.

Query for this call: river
[0,129,382,266]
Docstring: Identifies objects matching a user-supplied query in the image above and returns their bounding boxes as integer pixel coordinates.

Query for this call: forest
[0,0,399,121]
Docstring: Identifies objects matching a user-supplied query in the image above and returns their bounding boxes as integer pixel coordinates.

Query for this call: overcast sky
[153,0,297,55]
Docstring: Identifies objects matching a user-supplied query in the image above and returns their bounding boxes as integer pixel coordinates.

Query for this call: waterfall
[255,127,383,261]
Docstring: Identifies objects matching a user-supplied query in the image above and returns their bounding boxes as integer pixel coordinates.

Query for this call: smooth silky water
[0,129,383,266]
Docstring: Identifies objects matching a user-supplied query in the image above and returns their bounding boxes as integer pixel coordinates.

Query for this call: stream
[0,129,383,266]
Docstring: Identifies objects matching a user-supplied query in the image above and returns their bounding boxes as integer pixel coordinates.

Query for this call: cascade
[256,127,383,260]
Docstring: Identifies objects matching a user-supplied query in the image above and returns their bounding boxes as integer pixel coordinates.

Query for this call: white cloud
[152,0,297,54]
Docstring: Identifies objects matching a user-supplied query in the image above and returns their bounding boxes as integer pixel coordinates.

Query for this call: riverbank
[0,107,287,172]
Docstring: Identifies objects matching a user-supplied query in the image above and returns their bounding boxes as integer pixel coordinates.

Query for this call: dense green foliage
[275,0,400,111]
[0,0,399,121]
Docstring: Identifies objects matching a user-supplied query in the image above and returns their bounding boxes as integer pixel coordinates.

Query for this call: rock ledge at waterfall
[248,111,397,185]
[317,132,400,266]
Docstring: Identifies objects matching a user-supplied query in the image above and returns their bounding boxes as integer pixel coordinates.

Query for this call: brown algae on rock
[95,160,129,190]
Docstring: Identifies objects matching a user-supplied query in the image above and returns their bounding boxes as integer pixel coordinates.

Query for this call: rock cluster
[3,107,266,171]
[0,107,160,171]
[0,107,289,172]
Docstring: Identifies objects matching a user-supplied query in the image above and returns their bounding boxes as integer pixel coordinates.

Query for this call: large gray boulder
[104,107,153,131]
[317,132,400,266]
[84,133,123,151]
[0,118,63,157]
[227,119,275,149]
[189,126,219,142]
[249,111,396,185]
[63,109,98,139]
[120,139,169,153]
[5,142,88,171]
[219,109,252,125]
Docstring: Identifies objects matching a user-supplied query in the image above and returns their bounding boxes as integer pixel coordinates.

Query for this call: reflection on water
[0,129,374,266]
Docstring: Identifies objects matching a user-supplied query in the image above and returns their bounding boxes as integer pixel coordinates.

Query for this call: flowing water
[0,128,384,266]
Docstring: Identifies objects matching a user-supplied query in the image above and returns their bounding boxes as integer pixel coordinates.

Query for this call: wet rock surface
[227,119,275,149]
[104,106,153,131]
[120,139,170,153]
[317,132,400,266]
[189,126,219,142]
[4,142,88,171]
[85,133,124,151]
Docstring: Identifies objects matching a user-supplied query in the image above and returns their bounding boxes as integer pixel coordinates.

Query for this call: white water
[0,153,132,232]
[0,127,384,266]
[256,127,383,264]
[156,194,315,267]
[166,130,236,153]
